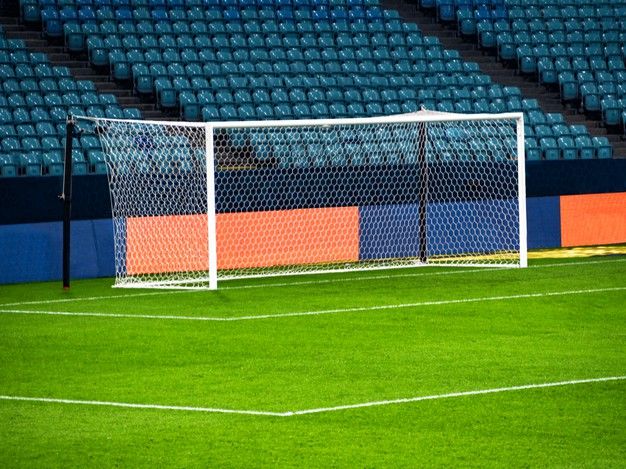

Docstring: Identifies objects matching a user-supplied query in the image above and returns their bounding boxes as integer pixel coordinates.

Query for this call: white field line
[2,267,496,307]
[0,376,623,418]
[0,396,284,417]
[288,376,626,416]
[1,286,625,323]
[1,258,625,309]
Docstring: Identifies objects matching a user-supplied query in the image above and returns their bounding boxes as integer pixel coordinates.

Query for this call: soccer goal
[71,111,526,290]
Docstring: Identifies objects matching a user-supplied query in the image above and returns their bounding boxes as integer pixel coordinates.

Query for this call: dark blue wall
[359,199,520,260]
[526,196,561,249]
[0,219,115,284]
[1,159,625,225]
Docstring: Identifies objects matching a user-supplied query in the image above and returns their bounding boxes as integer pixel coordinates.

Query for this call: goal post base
[111,258,521,290]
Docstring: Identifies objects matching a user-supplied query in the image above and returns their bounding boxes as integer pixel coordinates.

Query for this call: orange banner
[560,192,626,247]
[126,214,208,275]
[126,207,360,275]
[217,206,360,270]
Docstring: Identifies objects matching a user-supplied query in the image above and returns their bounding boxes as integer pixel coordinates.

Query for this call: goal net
[75,111,526,290]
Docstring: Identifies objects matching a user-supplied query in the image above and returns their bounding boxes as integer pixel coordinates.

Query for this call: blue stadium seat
[574,135,595,160]
[0,153,17,177]
[64,148,86,175]
[593,137,612,159]
[525,138,541,161]
[19,151,43,177]
[581,84,601,113]
[601,98,621,127]
[558,137,578,160]
[540,137,560,161]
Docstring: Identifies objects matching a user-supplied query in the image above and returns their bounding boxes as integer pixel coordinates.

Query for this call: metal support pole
[61,114,75,289]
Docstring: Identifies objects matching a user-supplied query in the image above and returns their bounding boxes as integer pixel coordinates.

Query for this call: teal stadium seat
[0,154,17,177]
[19,151,42,176]
[525,138,541,161]
[602,98,621,127]
[558,137,578,160]
[540,137,560,161]
[575,136,595,160]
[593,137,612,159]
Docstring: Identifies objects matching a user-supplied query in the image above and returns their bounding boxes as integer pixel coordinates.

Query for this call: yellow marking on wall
[529,245,626,259]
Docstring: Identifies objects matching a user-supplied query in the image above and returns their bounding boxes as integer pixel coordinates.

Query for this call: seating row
[0,104,140,126]
[503,0,618,7]
[0,147,106,177]
[37,5,395,35]
[28,0,377,5]
[486,30,626,53]
[525,136,612,161]
[105,45,456,66]
[65,21,421,52]
[6,134,608,180]
[27,0,380,10]
[521,54,626,78]
[84,31,436,51]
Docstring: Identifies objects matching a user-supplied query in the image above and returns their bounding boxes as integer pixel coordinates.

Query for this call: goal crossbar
[78,110,524,129]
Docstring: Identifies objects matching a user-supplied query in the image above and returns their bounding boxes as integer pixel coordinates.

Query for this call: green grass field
[1,255,625,467]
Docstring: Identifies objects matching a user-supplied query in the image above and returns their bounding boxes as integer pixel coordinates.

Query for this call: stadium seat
[593,137,612,159]
[0,154,17,177]
[601,98,621,127]
[18,151,42,176]
[574,136,594,160]
[558,137,578,160]
[581,84,601,113]
[202,105,220,121]
[525,138,541,161]
[540,137,560,160]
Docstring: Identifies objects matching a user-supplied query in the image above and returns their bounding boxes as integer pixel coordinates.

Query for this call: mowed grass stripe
[1,286,625,322]
[1,376,624,417]
[0,257,624,308]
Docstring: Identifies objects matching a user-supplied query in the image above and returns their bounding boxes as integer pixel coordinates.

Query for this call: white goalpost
[75,111,526,290]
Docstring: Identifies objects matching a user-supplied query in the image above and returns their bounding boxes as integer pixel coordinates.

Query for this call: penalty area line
[0,257,624,308]
[0,286,625,322]
[290,375,626,416]
[0,396,285,417]
[0,376,624,418]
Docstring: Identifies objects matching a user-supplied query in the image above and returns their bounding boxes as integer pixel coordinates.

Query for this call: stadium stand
[0,0,622,177]
[0,4,143,176]
[411,0,625,156]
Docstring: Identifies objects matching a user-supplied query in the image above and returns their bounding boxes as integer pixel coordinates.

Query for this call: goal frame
[64,111,526,291]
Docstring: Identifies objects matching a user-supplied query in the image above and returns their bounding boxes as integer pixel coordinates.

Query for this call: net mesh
[78,113,522,289]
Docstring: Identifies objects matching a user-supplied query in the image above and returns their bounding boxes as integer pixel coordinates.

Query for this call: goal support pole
[205,125,218,290]
[417,121,428,264]
[61,114,75,290]
[516,115,528,268]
